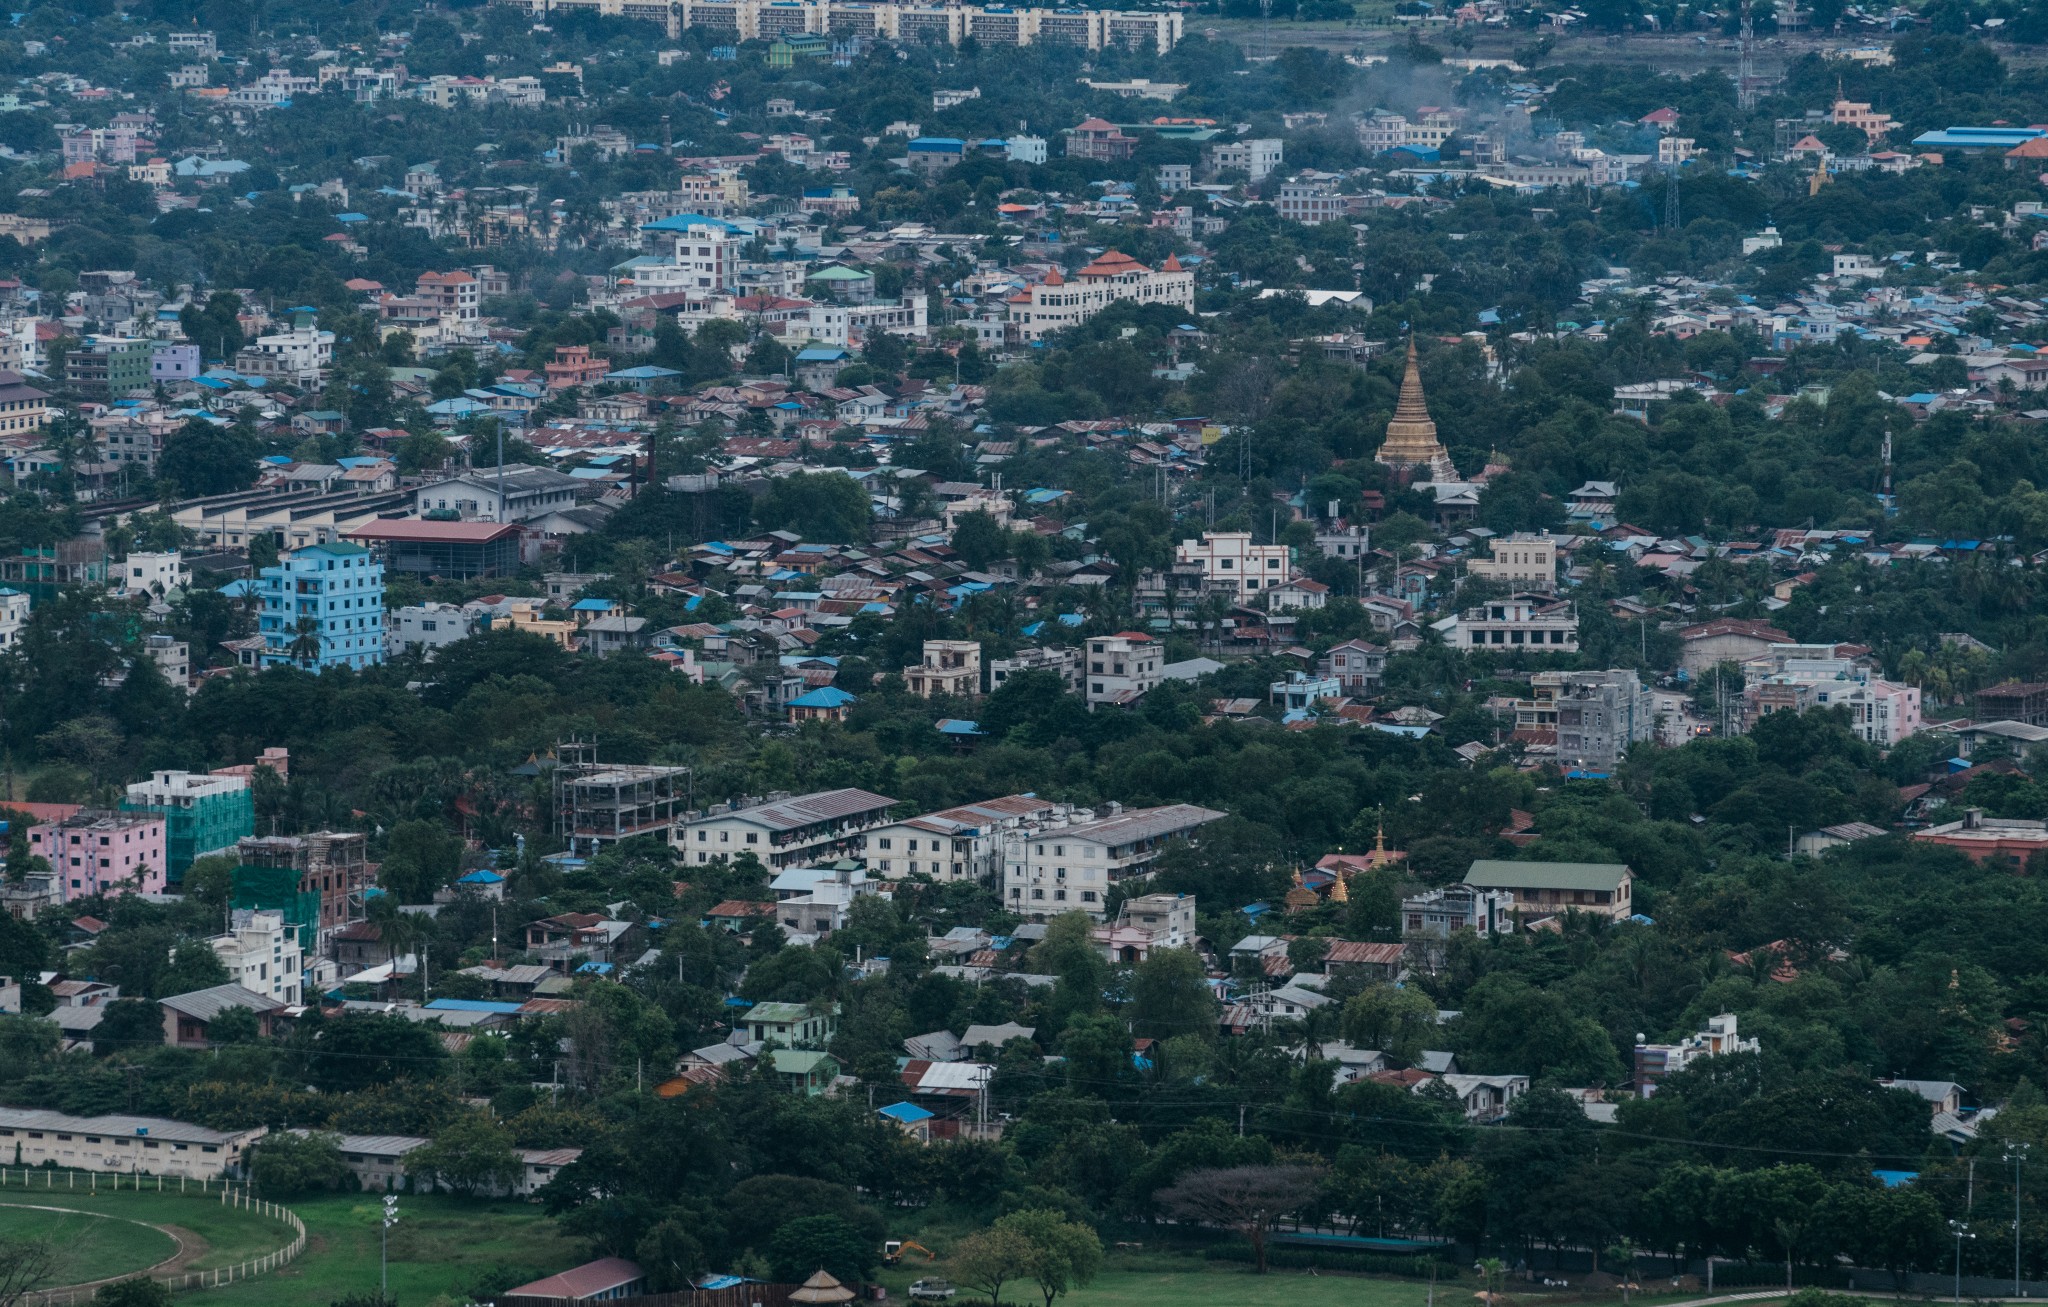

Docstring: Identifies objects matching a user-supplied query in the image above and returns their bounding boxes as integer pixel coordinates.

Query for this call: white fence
[0,1168,306,1305]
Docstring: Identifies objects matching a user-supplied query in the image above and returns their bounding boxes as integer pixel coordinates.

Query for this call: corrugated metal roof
[0,1107,256,1146]
[723,788,897,831]
[1463,859,1630,891]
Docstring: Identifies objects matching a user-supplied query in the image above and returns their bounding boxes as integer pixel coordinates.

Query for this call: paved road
[1652,690,1708,746]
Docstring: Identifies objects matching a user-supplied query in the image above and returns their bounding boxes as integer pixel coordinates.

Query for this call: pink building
[30,810,168,901]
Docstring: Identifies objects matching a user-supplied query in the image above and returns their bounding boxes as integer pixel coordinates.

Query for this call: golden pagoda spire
[1374,821,1388,857]
[1331,868,1349,903]
[1374,338,1456,482]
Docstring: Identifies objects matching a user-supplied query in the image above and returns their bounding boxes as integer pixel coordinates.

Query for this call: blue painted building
[255,542,386,672]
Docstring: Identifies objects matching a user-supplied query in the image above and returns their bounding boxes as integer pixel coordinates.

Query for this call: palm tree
[287,617,322,668]
[1475,1257,1506,1306]
[371,899,437,1001]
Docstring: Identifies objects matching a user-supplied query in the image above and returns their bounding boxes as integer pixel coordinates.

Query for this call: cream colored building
[1174,531,1290,600]
[904,640,980,698]
[1467,533,1558,591]
[485,0,1182,50]
[1006,251,1194,343]
[0,1107,264,1180]
[1001,802,1226,918]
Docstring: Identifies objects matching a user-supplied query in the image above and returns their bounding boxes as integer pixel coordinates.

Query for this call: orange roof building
[1006,249,1193,343]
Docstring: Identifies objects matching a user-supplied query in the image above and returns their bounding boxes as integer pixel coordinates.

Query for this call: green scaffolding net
[230,865,320,951]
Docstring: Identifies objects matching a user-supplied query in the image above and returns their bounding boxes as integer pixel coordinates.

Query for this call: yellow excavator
[884,1240,938,1266]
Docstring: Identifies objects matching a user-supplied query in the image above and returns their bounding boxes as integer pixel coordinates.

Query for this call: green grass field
[879,1252,1729,1307]
[0,1203,179,1286]
[175,1193,584,1307]
[0,1184,294,1276]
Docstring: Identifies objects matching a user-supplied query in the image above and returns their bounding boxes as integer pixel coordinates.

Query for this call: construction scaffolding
[553,741,690,854]
[233,832,372,936]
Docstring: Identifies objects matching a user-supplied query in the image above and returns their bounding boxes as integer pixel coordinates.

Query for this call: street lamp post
[1953,1219,1976,1304]
[381,1194,400,1296]
[2012,1142,2033,1295]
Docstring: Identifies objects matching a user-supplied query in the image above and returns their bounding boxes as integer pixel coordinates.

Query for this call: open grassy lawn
[880,1253,1731,1307]
[0,1203,179,1286]
[176,1193,585,1307]
[0,1185,293,1274]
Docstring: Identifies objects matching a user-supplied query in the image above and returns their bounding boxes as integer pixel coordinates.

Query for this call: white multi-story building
[1466,533,1558,591]
[1633,1013,1757,1096]
[1277,179,1345,224]
[1738,645,1923,746]
[1449,593,1580,653]
[1208,137,1283,182]
[863,794,1058,881]
[1360,111,1409,153]
[1007,135,1048,164]
[1006,250,1193,344]
[0,587,28,649]
[484,0,1185,53]
[389,602,479,659]
[990,646,1082,693]
[636,215,739,292]
[1175,531,1290,600]
[233,324,334,386]
[903,639,981,698]
[119,550,188,598]
[209,908,304,1006]
[1084,632,1161,706]
[680,787,899,869]
[1001,802,1226,918]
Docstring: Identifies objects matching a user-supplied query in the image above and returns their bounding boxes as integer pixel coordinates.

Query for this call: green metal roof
[1463,859,1630,891]
[770,1049,837,1073]
[745,1001,813,1022]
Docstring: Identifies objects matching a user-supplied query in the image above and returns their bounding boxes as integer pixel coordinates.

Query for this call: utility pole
[2012,1142,2031,1295]
[1953,1221,1976,1304]
[381,1195,399,1295]
[1737,0,1757,110]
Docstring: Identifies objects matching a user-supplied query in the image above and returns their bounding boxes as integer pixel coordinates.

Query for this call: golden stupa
[1374,339,1456,482]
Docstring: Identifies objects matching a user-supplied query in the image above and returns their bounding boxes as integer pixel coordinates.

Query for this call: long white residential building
[1002,802,1226,918]
[864,794,1059,882]
[1006,251,1194,343]
[0,1107,264,1179]
[680,787,899,869]
[488,0,1182,51]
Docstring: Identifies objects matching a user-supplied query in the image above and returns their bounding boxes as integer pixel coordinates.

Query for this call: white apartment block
[210,908,304,1006]
[233,325,334,386]
[0,588,26,649]
[390,602,479,659]
[1316,526,1371,560]
[863,794,1058,881]
[1451,593,1580,653]
[680,787,898,869]
[0,1109,261,1181]
[1084,632,1161,706]
[990,645,1082,693]
[1277,180,1345,224]
[1208,138,1283,182]
[1175,531,1290,600]
[642,221,737,292]
[119,550,189,597]
[485,0,1185,53]
[1001,802,1226,918]
[1466,533,1558,591]
[1006,251,1193,343]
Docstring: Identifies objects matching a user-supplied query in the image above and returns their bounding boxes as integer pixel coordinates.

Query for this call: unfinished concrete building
[554,743,690,854]
[232,830,372,933]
